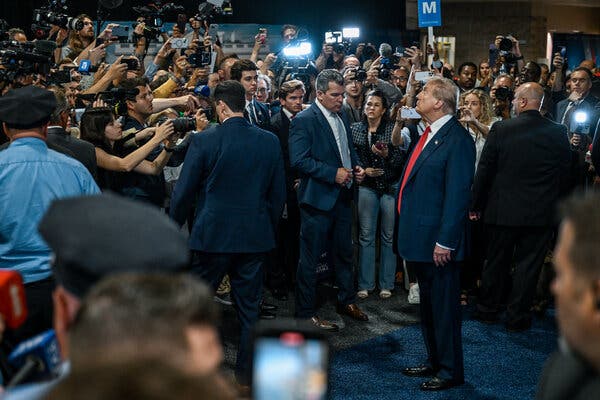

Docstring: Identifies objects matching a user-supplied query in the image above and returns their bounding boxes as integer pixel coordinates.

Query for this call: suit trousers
[267,194,300,291]
[479,225,553,324]
[412,261,464,382]
[295,190,356,318]
[190,250,265,385]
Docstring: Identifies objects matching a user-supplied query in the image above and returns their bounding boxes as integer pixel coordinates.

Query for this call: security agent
[536,193,600,400]
[1,193,189,400]
[0,86,100,346]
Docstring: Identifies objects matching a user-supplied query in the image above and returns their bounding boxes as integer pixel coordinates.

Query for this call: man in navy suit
[396,77,475,391]
[169,81,285,386]
[289,69,368,332]
[231,59,271,131]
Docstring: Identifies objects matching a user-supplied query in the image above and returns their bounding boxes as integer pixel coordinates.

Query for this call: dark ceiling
[1,0,407,42]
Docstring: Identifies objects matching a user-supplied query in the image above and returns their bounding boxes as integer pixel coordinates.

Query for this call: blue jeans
[357,185,397,291]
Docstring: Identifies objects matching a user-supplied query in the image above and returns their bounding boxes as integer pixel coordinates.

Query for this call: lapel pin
[434,140,439,145]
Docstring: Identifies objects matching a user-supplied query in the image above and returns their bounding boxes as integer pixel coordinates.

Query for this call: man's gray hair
[427,77,459,114]
[316,69,344,93]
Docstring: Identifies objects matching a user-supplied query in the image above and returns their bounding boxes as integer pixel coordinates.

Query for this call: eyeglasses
[257,88,269,93]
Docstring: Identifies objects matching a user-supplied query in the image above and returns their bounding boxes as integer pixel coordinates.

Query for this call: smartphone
[171,37,189,49]
[414,70,434,83]
[560,46,567,58]
[122,58,139,71]
[431,60,443,70]
[74,108,85,124]
[400,107,421,119]
[252,320,329,400]
[257,28,267,45]
[208,23,219,40]
[395,46,405,57]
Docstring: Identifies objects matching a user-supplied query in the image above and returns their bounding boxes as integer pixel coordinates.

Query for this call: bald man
[471,82,572,332]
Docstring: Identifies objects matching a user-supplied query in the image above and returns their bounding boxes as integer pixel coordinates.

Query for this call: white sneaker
[408,284,420,304]
[379,289,392,299]
[357,290,369,299]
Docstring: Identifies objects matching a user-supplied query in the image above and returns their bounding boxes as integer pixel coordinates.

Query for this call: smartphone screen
[253,333,329,400]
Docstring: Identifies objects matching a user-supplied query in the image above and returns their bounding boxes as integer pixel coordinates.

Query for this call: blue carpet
[330,311,558,400]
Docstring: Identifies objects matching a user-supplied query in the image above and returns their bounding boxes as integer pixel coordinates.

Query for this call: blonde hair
[460,89,494,125]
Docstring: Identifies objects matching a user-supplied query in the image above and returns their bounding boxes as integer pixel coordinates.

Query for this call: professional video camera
[77,87,139,116]
[31,0,83,40]
[377,43,399,81]
[132,1,185,40]
[0,40,56,85]
[324,27,360,55]
[275,35,317,96]
[192,0,233,23]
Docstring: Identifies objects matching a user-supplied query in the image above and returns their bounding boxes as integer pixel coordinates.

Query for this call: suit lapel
[312,104,343,164]
[406,118,454,183]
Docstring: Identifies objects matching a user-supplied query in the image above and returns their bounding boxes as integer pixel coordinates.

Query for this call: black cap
[0,85,56,129]
[38,193,190,298]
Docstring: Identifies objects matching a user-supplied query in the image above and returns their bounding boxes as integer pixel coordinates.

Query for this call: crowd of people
[1,9,600,399]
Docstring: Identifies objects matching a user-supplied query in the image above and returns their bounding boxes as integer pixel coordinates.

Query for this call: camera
[188,46,212,68]
[170,37,189,49]
[494,86,513,102]
[122,57,139,71]
[0,40,56,84]
[132,1,185,40]
[168,117,196,133]
[193,0,233,23]
[347,67,366,82]
[91,87,140,116]
[31,0,83,40]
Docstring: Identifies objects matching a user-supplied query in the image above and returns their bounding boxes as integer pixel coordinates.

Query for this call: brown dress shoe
[310,316,339,332]
[336,303,369,321]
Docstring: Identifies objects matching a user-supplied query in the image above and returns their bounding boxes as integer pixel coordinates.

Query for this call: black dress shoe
[271,288,288,301]
[402,365,435,377]
[420,377,463,391]
[261,301,278,311]
[259,309,276,319]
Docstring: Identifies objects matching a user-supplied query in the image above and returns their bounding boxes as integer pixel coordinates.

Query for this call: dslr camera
[31,0,83,40]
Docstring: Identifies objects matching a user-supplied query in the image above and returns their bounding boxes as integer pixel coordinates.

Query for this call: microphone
[0,270,27,329]
[6,330,61,388]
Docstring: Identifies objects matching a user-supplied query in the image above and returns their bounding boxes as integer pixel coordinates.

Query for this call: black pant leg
[478,225,517,313]
[506,227,553,324]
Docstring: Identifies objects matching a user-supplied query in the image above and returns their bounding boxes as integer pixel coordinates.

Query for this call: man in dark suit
[535,193,600,400]
[555,67,600,184]
[169,81,285,386]
[289,69,368,332]
[267,79,306,300]
[231,59,271,130]
[47,88,97,178]
[396,77,475,391]
[472,82,572,332]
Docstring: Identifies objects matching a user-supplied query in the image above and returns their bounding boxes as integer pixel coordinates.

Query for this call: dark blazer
[249,98,271,131]
[554,94,600,131]
[289,102,360,212]
[536,351,600,400]
[170,117,285,253]
[47,126,97,179]
[472,110,572,227]
[270,109,296,193]
[396,116,475,262]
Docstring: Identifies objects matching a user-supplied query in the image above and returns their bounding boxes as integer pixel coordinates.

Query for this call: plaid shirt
[351,120,408,195]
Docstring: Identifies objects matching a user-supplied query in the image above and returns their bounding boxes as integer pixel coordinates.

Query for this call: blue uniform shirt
[0,138,100,283]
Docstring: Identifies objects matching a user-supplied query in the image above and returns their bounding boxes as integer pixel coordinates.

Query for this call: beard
[568,91,584,102]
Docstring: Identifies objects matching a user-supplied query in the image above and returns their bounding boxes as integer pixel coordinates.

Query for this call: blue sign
[418,0,442,28]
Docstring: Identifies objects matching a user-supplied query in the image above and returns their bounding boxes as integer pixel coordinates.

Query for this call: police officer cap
[0,85,56,129]
[38,193,190,298]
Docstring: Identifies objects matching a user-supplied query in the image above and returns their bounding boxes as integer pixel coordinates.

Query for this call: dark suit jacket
[47,126,97,179]
[289,102,360,212]
[249,99,271,131]
[270,109,296,193]
[472,110,572,227]
[170,117,285,253]
[554,94,600,142]
[395,116,475,262]
[536,350,600,400]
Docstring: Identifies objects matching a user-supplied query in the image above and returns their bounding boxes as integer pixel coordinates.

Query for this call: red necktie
[397,126,431,214]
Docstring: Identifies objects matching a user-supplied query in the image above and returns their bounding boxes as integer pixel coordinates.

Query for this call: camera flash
[574,111,587,124]
[342,28,360,39]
